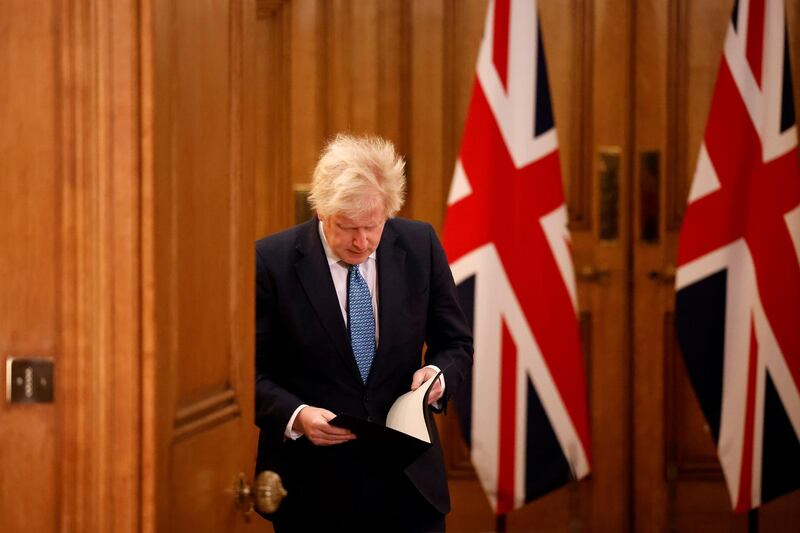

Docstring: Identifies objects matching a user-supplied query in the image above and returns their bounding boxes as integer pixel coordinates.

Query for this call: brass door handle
[233,471,287,520]
[647,265,676,284]
[577,264,611,284]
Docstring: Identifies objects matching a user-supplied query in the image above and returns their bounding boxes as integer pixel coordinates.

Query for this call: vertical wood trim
[351,0,380,133]
[139,0,158,529]
[290,0,326,186]
[326,0,352,135]
[441,0,456,221]
[666,0,688,230]
[568,0,594,231]
[399,0,413,219]
[59,0,79,529]
[377,0,404,146]
[103,1,141,530]
[229,0,244,397]
[254,2,293,236]
[410,0,446,228]
[60,0,142,531]
[663,311,679,533]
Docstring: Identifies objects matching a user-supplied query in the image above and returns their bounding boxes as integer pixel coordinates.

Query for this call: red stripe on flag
[735,316,759,512]
[745,0,765,87]
[496,320,518,515]
[492,0,511,91]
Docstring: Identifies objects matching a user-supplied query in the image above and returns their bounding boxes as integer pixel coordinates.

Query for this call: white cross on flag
[675,0,800,511]
[443,0,591,514]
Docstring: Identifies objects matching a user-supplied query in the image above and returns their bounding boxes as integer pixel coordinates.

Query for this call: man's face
[320,203,387,265]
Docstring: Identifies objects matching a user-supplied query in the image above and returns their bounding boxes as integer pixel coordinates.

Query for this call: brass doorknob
[233,471,287,520]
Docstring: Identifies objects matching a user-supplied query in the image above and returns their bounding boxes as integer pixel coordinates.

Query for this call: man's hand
[293,406,356,446]
[411,367,444,405]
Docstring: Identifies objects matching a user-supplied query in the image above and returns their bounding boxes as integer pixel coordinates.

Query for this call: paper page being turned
[385,374,438,443]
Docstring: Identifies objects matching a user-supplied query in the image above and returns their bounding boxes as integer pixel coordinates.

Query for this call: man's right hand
[293,406,357,446]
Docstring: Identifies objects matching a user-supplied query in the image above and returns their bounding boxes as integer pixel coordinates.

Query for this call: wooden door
[141,0,272,530]
[633,0,800,531]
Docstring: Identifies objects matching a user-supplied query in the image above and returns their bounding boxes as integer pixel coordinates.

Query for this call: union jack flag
[443,0,591,514]
[675,0,800,511]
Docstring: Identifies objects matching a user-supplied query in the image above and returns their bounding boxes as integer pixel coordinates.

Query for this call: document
[330,372,441,466]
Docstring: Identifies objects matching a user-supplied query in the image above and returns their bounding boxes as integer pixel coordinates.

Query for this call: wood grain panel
[584,0,633,530]
[172,0,233,399]
[0,1,60,531]
[1,1,142,531]
[290,0,326,185]
[631,2,671,531]
[351,0,380,133]
[410,0,447,228]
[376,0,406,148]
[325,0,352,135]
[254,2,293,236]
[63,1,143,530]
[665,0,688,230]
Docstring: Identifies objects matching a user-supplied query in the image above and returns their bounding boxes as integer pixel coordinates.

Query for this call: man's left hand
[411,367,443,405]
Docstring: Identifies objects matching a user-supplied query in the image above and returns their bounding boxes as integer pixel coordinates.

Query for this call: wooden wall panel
[255,2,292,237]
[350,0,381,133]
[0,2,59,530]
[376,0,406,148]
[173,0,233,400]
[1,0,142,531]
[409,0,447,228]
[632,1,672,531]
[583,0,634,531]
[289,0,326,187]
[325,0,351,135]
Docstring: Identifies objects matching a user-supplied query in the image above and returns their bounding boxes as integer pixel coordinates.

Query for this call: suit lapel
[293,219,363,384]
[374,221,406,377]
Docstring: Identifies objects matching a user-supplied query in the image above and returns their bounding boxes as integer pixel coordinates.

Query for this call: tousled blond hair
[308,134,406,219]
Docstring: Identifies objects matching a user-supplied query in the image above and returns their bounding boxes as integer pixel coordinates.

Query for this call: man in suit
[255,134,473,531]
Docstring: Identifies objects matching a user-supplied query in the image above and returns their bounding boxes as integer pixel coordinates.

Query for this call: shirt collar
[318,219,377,267]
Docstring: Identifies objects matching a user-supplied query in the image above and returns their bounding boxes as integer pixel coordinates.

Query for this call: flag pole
[748,508,759,533]
[495,513,507,532]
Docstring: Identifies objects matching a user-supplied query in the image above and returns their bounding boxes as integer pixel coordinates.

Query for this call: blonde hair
[308,134,406,219]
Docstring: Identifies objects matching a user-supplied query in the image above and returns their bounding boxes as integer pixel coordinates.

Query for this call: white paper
[385,375,437,443]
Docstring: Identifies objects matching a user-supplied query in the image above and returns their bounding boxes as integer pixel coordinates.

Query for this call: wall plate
[6,357,54,404]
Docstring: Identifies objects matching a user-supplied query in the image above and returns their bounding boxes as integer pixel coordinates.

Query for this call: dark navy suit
[255,217,473,531]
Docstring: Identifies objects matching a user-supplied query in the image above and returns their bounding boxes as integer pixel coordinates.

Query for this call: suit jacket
[254,217,473,523]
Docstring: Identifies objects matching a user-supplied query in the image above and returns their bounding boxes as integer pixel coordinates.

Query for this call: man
[255,134,473,531]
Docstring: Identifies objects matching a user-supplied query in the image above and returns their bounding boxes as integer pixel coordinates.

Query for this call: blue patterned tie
[348,264,376,383]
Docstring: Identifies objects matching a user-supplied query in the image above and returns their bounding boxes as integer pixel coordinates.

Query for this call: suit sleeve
[423,224,474,409]
[255,246,304,441]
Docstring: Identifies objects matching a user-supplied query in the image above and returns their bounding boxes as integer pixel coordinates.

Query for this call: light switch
[6,357,54,404]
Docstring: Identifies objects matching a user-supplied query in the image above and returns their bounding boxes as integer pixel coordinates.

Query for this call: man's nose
[353,229,368,249]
